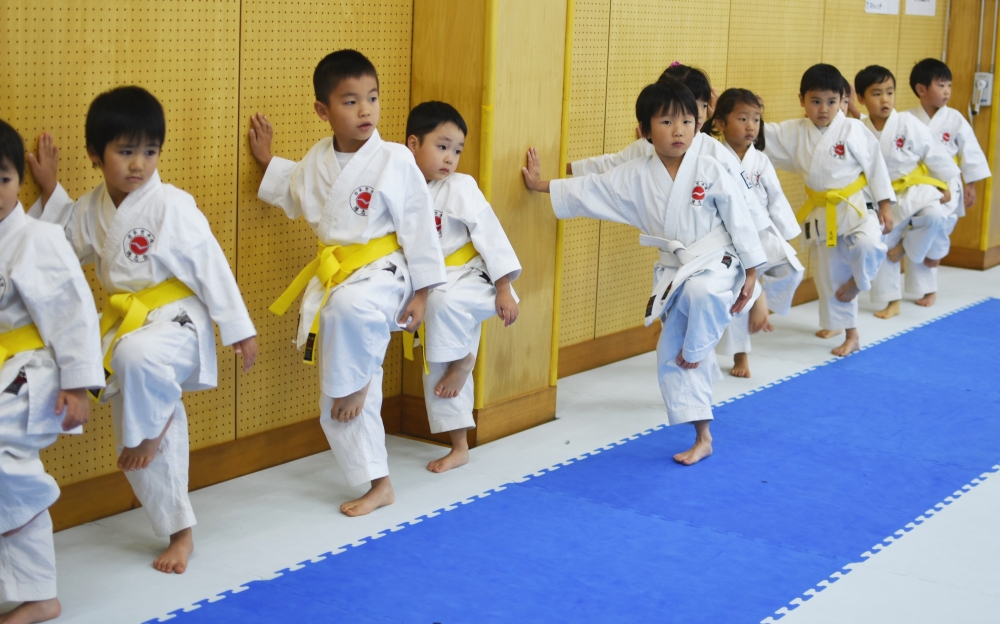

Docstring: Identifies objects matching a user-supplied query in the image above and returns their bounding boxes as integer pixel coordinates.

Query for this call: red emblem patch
[692,186,706,201]
[129,236,150,256]
[350,186,375,216]
[433,210,443,237]
[123,228,155,263]
[833,143,845,157]
[942,132,951,143]
[895,136,905,149]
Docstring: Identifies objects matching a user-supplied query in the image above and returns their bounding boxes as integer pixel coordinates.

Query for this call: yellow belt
[892,162,948,194]
[403,242,480,375]
[797,174,869,248]
[95,278,196,397]
[0,324,45,363]
[270,233,401,364]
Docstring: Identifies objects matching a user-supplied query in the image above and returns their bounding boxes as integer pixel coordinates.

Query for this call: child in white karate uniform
[403,102,521,473]
[764,64,896,357]
[0,119,103,624]
[249,50,446,515]
[905,58,992,306]
[705,89,804,378]
[31,88,258,575]
[854,65,961,318]
[524,80,765,466]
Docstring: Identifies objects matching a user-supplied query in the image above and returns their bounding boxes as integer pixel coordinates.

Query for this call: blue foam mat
[154,300,1000,623]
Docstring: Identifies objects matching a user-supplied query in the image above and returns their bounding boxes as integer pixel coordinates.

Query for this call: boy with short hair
[764,64,896,356]
[905,58,991,306]
[403,101,521,473]
[854,65,961,318]
[523,80,765,466]
[249,50,445,513]
[0,119,103,623]
[31,87,259,575]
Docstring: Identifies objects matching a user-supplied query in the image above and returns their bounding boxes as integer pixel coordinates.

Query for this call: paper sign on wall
[866,0,900,14]
[906,0,937,16]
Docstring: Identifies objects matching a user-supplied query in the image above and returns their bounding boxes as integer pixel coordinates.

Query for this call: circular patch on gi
[123,228,155,263]
[894,135,906,149]
[0,274,6,301]
[942,131,951,144]
[831,142,846,158]
[434,210,443,237]
[350,186,375,216]
[692,185,706,201]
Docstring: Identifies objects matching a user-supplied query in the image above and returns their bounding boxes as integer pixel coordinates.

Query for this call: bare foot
[0,599,61,624]
[835,277,861,303]
[153,527,193,574]
[341,476,394,517]
[673,420,713,466]
[815,329,843,339]
[434,352,476,399]
[915,292,937,307]
[427,430,470,473]
[832,329,860,357]
[923,257,941,268]
[675,351,699,369]
[875,300,901,319]
[331,381,371,422]
[887,242,905,263]
[730,353,751,378]
[748,293,771,334]
[118,416,172,472]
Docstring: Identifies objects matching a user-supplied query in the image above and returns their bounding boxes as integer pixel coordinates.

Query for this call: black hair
[855,65,896,98]
[313,49,379,103]
[635,79,700,138]
[85,86,166,160]
[909,58,952,96]
[800,64,845,97]
[0,118,25,182]
[841,76,853,98]
[702,88,766,151]
[406,101,468,142]
[657,64,712,104]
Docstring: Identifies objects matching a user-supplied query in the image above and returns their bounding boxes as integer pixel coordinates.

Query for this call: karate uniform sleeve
[570,139,649,176]
[257,156,302,219]
[955,117,991,183]
[28,183,96,265]
[854,128,896,203]
[457,182,522,282]
[759,157,801,239]
[706,160,767,269]
[158,200,257,346]
[389,161,447,291]
[15,227,104,390]
[762,121,797,173]
[549,165,644,228]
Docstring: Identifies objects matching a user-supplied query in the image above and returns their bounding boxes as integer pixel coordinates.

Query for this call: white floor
[4,265,999,624]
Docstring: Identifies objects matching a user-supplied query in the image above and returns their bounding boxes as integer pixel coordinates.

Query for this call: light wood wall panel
[1,0,241,486]
[483,0,566,404]
[235,0,412,436]
[559,0,610,347]
[896,5,947,112]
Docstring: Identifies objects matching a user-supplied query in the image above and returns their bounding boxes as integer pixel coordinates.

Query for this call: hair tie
[670,61,681,68]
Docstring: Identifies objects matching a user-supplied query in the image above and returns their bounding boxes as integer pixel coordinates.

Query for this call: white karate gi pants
[0,387,58,602]
[108,321,199,538]
[421,269,496,434]
[317,268,406,486]
[0,511,56,602]
[811,211,887,331]
[717,229,803,356]
[657,262,742,425]
[871,203,948,303]
[903,179,963,298]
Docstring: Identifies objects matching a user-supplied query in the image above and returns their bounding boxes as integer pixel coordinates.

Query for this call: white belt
[640,225,734,267]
